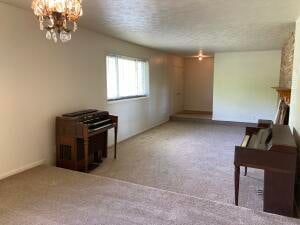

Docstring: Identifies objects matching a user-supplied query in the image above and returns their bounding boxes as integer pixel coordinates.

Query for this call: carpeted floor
[92,121,264,211]
[1,166,299,225]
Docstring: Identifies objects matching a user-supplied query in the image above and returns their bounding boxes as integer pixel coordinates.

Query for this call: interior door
[172,66,184,114]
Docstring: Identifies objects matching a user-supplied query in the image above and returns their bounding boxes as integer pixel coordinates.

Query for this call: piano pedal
[256,189,264,199]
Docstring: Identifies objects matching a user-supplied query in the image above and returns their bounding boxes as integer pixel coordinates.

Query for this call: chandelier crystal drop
[32,0,83,43]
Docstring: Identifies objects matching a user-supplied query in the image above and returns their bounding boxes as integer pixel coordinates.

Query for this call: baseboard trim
[180,110,213,115]
[212,120,256,127]
[170,116,256,127]
[0,160,45,180]
[170,116,211,123]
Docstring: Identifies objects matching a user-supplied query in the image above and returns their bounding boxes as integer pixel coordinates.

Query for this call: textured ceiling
[2,0,300,55]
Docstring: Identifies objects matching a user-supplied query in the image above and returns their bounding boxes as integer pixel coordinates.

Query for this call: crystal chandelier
[32,0,83,43]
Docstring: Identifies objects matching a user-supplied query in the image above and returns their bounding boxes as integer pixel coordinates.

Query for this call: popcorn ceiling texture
[280,33,295,88]
[2,0,300,55]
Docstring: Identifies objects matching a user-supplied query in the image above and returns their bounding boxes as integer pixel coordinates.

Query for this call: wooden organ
[56,109,118,172]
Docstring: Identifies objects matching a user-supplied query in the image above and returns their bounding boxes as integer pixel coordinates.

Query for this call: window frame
[106,54,150,102]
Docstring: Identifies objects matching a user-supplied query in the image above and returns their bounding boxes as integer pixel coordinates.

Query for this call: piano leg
[244,167,248,176]
[101,132,108,158]
[84,139,89,172]
[114,126,118,159]
[235,165,240,206]
[94,151,102,163]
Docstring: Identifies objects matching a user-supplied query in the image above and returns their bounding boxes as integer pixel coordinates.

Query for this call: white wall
[0,3,182,178]
[213,51,281,123]
[184,58,214,112]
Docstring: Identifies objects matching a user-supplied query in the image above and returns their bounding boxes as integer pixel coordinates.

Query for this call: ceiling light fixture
[198,49,204,61]
[32,0,83,43]
[186,49,213,60]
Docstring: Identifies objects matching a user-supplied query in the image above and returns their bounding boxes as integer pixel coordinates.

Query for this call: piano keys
[56,109,118,172]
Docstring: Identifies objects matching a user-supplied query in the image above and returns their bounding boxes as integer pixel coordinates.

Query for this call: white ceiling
[2,0,300,55]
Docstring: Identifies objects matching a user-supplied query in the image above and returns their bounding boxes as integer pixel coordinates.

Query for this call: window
[106,55,149,101]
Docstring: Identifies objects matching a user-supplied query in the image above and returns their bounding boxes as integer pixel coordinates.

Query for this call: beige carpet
[1,166,299,225]
[93,121,264,211]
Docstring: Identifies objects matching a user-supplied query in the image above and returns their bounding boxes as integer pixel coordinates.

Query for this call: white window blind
[106,55,149,101]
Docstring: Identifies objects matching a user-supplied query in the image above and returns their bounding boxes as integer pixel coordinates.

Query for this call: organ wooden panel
[56,109,118,172]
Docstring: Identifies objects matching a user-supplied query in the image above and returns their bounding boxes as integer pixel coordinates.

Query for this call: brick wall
[279,33,295,88]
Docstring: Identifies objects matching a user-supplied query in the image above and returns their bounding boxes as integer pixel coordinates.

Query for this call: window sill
[107,96,149,104]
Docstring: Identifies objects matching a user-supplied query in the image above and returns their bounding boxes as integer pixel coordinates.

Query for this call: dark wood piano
[56,109,118,172]
[234,122,297,217]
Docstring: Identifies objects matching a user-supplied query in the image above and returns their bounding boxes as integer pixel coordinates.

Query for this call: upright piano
[56,109,118,172]
[234,122,297,217]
